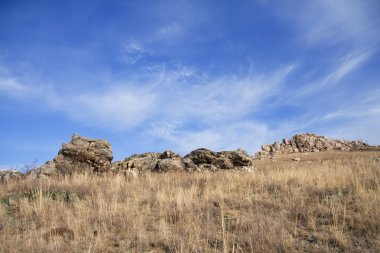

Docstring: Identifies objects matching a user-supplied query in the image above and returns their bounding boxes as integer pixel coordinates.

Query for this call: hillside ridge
[0,133,375,181]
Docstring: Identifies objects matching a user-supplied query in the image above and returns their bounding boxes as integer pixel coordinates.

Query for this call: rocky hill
[25,134,254,178]
[0,133,374,180]
[257,133,368,156]
[1,134,379,253]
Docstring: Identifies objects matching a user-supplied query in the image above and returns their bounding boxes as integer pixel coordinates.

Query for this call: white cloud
[157,64,295,124]
[0,78,32,96]
[121,40,150,64]
[53,86,158,130]
[269,0,379,113]
[0,77,51,99]
[322,116,380,145]
[140,65,295,153]
[156,23,183,41]
[0,63,294,143]
[150,121,269,154]
[280,88,380,145]
[287,49,373,100]
[321,101,380,121]
[289,0,379,47]
[325,50,371,83]
[124,41,145,53]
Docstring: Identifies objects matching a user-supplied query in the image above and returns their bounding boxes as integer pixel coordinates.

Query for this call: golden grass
[0,151,379,252]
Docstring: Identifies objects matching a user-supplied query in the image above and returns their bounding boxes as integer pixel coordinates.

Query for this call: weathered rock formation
[0,170,24,182]
[257,133,369,156]
[112,150,186,175]
[112,148,254,174]
[5,132,371,180]
[28,134,113,178]
[184,148,254,171]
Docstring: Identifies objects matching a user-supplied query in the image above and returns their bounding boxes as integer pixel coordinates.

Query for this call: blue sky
[1,0,380,169]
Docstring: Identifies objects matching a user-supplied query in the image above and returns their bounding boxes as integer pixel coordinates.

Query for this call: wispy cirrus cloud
[0,62,295,153]
[1,0,379,165]
[275,85,380,145]
[0,78,31,96]
[155,22,184,42]
[325,50,372,83]
[320,102,380,145]
[121,40,151,65]
[56,87,158,130]
[284,0,380,47]
[149,121,269,154]
[0,76,51,99]
[289,49,373,100]
[321,86,380,123]
[3,46,378,152]
[150,64,294,124]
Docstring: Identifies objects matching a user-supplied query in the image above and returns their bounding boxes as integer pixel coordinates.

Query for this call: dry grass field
[0,151,379,252]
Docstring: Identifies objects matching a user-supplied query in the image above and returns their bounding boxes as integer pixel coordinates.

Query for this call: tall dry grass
[0,151,379,252]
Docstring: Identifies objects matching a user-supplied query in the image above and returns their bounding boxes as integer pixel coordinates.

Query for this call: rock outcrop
[184,148,254,171]
[28,134,113,178]
[24,134,254,178]
[113,152,161,173]
[3,132,374,180]
[0,170,24,182]
[112,150,185,175]
[113,148,255,174]
[257,133,369,156]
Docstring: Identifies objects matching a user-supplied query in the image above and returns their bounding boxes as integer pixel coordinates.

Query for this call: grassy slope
[0,151,379,252]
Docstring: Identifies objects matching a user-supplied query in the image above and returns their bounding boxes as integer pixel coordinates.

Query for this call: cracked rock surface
[27,134,113,178]
[257,133,368,156]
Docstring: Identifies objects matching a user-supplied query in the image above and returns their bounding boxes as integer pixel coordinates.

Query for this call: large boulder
[184,148,254,170]
[220,149,253,167]
[156,158,184,172]
[112,150,185,174]
[0,170,24,183]
[31,161,57,177]
[159,150,181,159]
[212,157,234,170]
[182,157,198,171]
[185,149,219,165]
[257,133,369,156]
[57,134,113,172]
[112,152,160,174]
[28,134,113,178]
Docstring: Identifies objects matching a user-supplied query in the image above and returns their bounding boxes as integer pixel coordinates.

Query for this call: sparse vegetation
[0,151,379,252]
